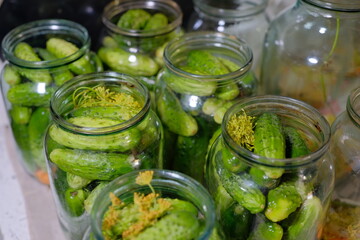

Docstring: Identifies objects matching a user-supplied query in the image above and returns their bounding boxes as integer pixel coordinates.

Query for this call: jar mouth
[1,19,90,69]
[222,95,331,168]
[304,0,360,12]
[50,71,150,135]
[102,0,183,37]
[348,87,360,127]
[164,31,253,83]
[90,169,216,240]
[193,0,268,19]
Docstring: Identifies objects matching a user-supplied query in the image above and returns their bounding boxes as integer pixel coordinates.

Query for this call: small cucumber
[254,113,286,179]
[222,147,247,173]
[202,98,225,116]
[65,188,88,217]
[117,9,151,30]
[11,121,34,171]
[249,167,280,189]
[166,199,198,216]
[13,42,52,84]
[50,148,134,181]
[3,65,21,85]
[46,38,94,75]
[284,127,310,158]
[143,13,168,30]
[67,172,92,190]
[49,117,141,152]
[213,101,235,124]
[84,182,109,213]
[248,218,284,240]
[215,82,240,101]
[9,105,32,124]
[7,82,55,107]
[186,50,229,75]
[156,86,198,137]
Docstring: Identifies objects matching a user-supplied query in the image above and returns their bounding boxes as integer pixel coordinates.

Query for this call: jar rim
[1,19,91,69]
[102,0,183,37]
[193,0,268,19]
[347,87,360,127]
[303,0,360,12]
[163,31,253,82]
[50,71,151,135]
[222,95,331,168]
[90,169,216,240]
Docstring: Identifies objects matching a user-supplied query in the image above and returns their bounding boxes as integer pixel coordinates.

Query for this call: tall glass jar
[322,86,360,240]
[205,95,333,240]
[187,0,269,77]
[44,72,163,240]
[260,1,360,122]
[156,31,256,183]
[98,0,183,96]
[83,169,219,240]
[0,19,102,184]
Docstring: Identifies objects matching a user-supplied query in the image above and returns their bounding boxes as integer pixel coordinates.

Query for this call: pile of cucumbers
[212,112,323,240]
[3,38,99,183]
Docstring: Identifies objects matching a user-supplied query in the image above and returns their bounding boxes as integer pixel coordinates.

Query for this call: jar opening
[303,0,360,12]
[1,19,90,69]
[50,72,150,135]
[193,0,268,19]
[90,169,216,240]
[164,31,253,83]
[102,0,183,37]
[347,87,360,127]
[222,95,331,168]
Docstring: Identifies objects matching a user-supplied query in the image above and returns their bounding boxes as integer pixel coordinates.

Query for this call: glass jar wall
[98,0,183,94]
[0,19,101,184]
[84,169,219,240]
[322,86,360,240]
[260,1,360,122]
[187,0,269,77]
[205,95,333,240]
[155,31,256,183]
[44,72,163,239]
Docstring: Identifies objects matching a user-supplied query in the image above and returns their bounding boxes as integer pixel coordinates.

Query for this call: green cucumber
[143,13,168,30]
[117,9,151,30]
[65,188,88,217]
[13,42,52,84]
[9,106,32,124]
[3,65,21,85]
[49,117,141,152]
[284,127,310,158]
[254,113,286,179]
[7,82,55,107]
[222,147,247,173]
[215,82,240,101]
[156,86,198,137]
[84,182,109,213]
[248,218,284,240]
[67,172,92,190]
[49,148,134,180]
[11,121,34,171]
[186,50,229,75]
[46,38,94,75]
[68,106,138,121]
[202,98,225,116]
[249,167,280,189]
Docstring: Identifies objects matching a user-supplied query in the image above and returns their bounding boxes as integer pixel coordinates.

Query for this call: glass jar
[0,19,102,184]
[322,87,360,240]
[84,169,218,240]
[260,0,360,122]
[98,0,183,93]
[187,0,269,77]
[156,31,256,183]
[44,72,163,240]
[205,95,333,240]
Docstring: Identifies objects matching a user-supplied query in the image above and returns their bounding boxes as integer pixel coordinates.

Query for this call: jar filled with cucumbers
[83,169,222,240]
[44,72,163,239]
[155,31,256,183]
[205,95,334,240]
[0,19,102,184]
[98,0,183,95]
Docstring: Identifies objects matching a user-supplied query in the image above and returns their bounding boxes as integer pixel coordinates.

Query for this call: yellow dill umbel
[226,110,255,151]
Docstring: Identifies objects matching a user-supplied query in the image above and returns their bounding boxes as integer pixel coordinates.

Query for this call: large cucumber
[49,117,141,152]
[68,106,138,121]
[7,82,55,107]
[49,148,134,180]
[186,50,229,75]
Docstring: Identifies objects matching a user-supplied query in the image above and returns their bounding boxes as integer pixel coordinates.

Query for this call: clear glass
[156,31,256,183]
[322,86,360,239]
[85,169,217,240]
[205,95,333,240]
[44,72,163,239]
[0,19,101,184]
[260,0,360,122]
[187,0,269,77]
[98,0,183,94]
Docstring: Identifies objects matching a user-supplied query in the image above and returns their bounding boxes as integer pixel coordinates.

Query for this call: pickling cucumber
[3,65,21,85]
[248,218,284,240]
[9,106,32,125]
[187,50,229,75]
[117,9,151,30]
[65,188,88,217]
[68,106,138,121]
[49,148,134,180]
[66,172,92,190]
[284,127,310,158]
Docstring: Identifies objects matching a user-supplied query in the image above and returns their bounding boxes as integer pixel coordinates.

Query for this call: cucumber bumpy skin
[248,219,284,240]
[254,112,286,179]
[117,9,151,30]
[3,65,21,86]
[186,50,229,76]
[49,148,134,181]
[284,126,310,158]
[46,38,94,75]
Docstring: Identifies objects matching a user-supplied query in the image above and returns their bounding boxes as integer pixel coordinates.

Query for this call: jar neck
[102,0,183,38]
[302,0,360,12]
[50,71,151,135]
[164,31,253,84]
[1,19,90,69]
[222,95,331,168]
[194,0,268,20]
[347,87,360,127]
[90,170,216,239]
